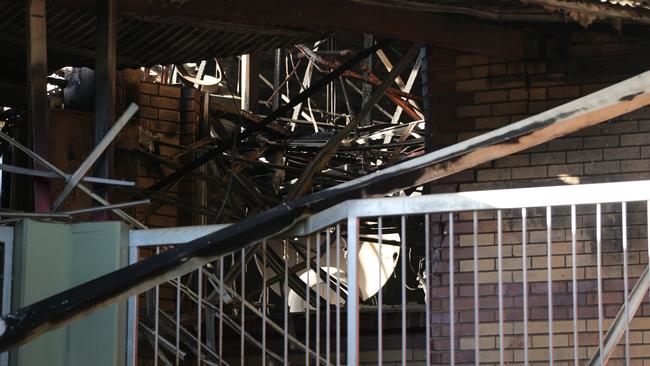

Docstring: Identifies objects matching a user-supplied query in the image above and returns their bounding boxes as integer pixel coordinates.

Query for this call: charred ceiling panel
[0,0,326,79]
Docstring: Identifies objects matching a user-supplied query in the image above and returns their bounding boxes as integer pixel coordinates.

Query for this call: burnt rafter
[1,69,650,350]
[50,0,530,57]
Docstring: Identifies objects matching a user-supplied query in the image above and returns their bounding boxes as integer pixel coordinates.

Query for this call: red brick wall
[424,27,650,365]
[134,82,201,228]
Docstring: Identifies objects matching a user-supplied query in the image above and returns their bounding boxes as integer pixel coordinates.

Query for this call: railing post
[126,246,138,366]
[346,215,359,365]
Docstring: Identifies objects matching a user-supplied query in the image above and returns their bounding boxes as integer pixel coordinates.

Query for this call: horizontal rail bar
[294,180,650,233]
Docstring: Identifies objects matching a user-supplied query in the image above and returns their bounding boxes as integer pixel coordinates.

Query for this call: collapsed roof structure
[2,0,650,365]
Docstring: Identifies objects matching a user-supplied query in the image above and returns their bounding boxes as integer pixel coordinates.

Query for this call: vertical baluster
[473,212,479,366]
[284,241,289,364]
[316,232,321,362]
[326,229,332,366]
[622,202,630,365]
[306,236,311,366]
[219,256,224,365]
[522,208,528,366]
[262,240,267,366]
[155,246,160,366]
[336,223,342,366]
[127,247,138,366]
[347,217,360,366]
[449,213,455,366]
[176,272,181,366]
[596,203,604,366]
[241,248,245,366]
[425,214,431,366]
[497,210,504,366]
[401,215,407,366]
[571,205,579,365]
[378,217,383,366]
[546,206,553,366]
[198,261,203,366]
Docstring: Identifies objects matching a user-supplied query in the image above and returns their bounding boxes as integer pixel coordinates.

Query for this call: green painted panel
[11,220,128,366]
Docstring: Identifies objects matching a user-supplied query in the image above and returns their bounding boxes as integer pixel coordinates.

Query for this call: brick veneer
[134,82,201,229]
[423,27,650,365]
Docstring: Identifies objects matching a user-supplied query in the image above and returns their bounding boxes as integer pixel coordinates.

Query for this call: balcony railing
[124,179,650,365]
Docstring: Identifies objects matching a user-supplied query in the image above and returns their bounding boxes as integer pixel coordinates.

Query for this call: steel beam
[0,163,135,186]
[0,131,146,228]
[52,103,138,210]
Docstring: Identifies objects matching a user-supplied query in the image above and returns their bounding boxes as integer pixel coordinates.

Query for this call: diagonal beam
[0,132,146,228]
[388,49,424,124]
[52,103,138,210]
[588,265,650,365]
[2,70,650,351]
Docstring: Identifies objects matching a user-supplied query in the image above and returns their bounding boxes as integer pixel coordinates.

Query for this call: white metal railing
[105,180,650,364]
[2,181,649,365]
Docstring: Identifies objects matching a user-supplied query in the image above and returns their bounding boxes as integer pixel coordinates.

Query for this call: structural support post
[94,0,117,219]
[240,53,260,113]
[26,0,51,213]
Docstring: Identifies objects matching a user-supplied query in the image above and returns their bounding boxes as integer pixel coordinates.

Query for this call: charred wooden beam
[51,0,530,57]
[2,71,650,350]
[26,0,51,213]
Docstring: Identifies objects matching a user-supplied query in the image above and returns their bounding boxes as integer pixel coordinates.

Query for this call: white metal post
[346,216,359,366]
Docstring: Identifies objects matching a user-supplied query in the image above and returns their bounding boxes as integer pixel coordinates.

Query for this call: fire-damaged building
[1,0,650,365]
